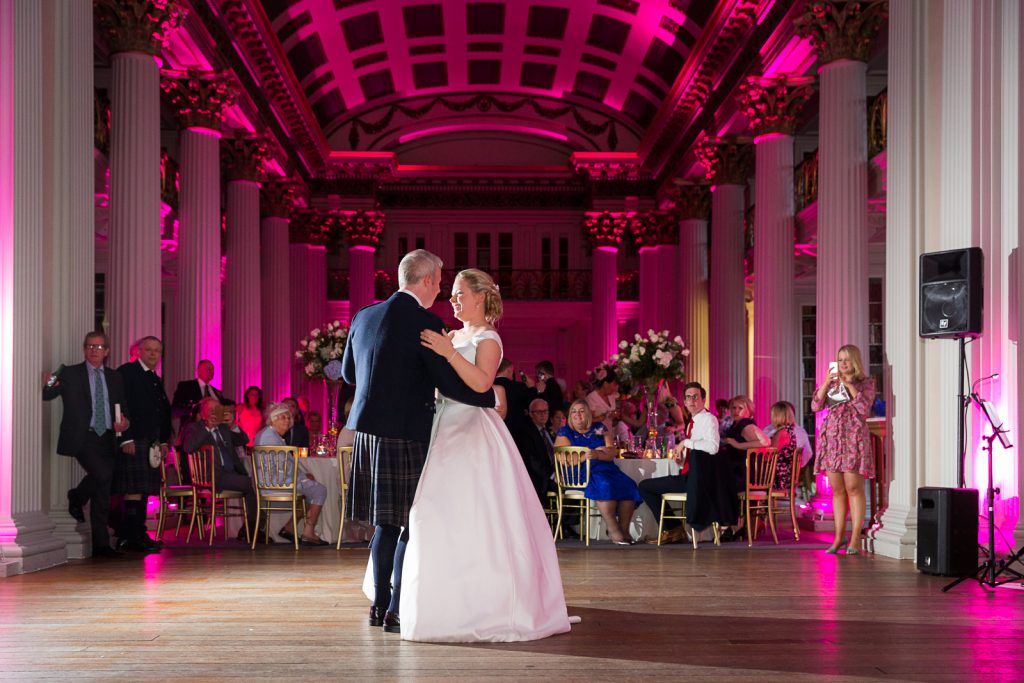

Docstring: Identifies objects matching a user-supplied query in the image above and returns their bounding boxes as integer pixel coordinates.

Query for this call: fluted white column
[106,51,161,366]
[753,133,799,422]
[223,179,261,402]
[815,58,870,398]
[349,245,376,315]
[591,246,618,366]
[0,0,67,575]
[167,128,222,393]
[44,0,94,557]
[708,183,748,405]
[678,218,709,388]
[290,244,327,417]
[657,243,677,334]
[638,245,660,334]
[261,215,291,402]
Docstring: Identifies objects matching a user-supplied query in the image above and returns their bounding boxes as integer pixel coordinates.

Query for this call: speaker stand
[956,337,970,489]
[942,428,1023,591]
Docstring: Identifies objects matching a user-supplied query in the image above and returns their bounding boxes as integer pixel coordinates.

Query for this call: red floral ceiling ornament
[795,0,889,66]
[94,0,185,56]
[583,211,628,249]
[737,75,816,137]
[161,68,238,132]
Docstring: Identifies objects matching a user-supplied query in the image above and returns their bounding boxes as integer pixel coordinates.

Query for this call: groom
[342,249,497,633]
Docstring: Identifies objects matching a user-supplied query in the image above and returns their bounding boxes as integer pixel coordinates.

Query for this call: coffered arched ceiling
[259,0,714,150]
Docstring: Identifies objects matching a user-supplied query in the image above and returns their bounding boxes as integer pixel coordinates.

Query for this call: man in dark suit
[530,360,565,414]
[115,336,171,552]
[171,359,223,425]
[342,249,496,633]
[515,398,557,505]
[494,359,532,437]
[42,331,130,558]
[182,397,259,538]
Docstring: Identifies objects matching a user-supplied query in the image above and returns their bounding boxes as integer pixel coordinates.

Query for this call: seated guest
[515,398,556,504]
[237,386,264,447]
[639,382,721,544]
[549,408,567,440]
[183,398,262,541]
[720,394,770,541]
[762,400,814,470]
[307,411,323,437]
[615,400,641,444]
[585,365,620,427]
[554,400,641,545]
[282,397,310,447]
[171,359,224,427]
[764,401,798,492]
[659,385,686,435]
[572,379,591,403]
[254,403,329,546]
[716,398,733,437]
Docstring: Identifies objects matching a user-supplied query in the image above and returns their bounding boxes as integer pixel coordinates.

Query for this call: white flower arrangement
[610,329,689,388]
[295,320,349,379]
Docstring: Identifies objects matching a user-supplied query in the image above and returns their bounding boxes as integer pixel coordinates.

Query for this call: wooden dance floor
[2,533,1024,681]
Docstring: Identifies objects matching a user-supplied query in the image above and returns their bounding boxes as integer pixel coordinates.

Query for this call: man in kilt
[114,336,172,552]
[342,250,497,633]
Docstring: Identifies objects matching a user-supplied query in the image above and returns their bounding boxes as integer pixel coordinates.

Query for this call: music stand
[943,393,1022,591]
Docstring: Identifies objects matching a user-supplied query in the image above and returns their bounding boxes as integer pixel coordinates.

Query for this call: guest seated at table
[282,397,310,447]
[549,408,567,440]
[720,394,770,541]
[237,386,264,447]
[253,403,329,546]
[615,400,641,445]
[585,365,620,427]
[306,410,322,437]
[638,382,721,544]
[716,398,733,437]
[764,401,798,491]
[554,400,641,545]
[572,379,591,403]
[762,400,814,470]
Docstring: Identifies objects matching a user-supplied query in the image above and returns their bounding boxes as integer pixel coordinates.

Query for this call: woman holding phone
[812,344,876,555]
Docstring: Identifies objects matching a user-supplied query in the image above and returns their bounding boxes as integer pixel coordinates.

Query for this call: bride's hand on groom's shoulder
[421,329,455,358]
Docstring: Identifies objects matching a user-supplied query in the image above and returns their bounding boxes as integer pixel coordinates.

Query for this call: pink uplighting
[398,124,569,144]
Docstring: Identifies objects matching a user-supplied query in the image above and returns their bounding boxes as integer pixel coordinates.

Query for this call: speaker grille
[921,281,969,333]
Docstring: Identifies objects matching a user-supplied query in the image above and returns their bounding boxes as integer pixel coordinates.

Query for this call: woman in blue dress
[554,400,641,544]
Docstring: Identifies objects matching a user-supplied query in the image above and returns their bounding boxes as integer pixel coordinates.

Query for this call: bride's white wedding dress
[366,329,571,642]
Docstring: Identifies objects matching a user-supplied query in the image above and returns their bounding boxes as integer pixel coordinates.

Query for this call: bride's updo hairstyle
[456,268,503,323]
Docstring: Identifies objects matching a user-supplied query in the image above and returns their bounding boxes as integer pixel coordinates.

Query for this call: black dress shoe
[117,538,160,553]
[383,611,401,633]
[92,546,122,559]
[278,528,295,543]
[368,606,386,627]
[140,536,163,550]
[67,490,85,523]
[300,537,329,547]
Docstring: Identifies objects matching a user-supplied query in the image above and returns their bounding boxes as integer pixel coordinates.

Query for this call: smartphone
[828,361,838,376]
[519,371,528,382]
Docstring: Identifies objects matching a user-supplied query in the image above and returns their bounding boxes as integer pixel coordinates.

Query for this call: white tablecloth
[586,458,681,541]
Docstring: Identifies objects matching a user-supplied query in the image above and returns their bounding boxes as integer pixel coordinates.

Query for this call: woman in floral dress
[812,344,876,555]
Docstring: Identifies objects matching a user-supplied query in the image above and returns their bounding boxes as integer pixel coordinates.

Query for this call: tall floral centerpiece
[295,321,349,439]
[610,330,689,451]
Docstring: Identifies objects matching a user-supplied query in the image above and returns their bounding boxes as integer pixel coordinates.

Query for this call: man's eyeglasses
[683,394,702,401]
[530,409,549,414]
[84,344,109,350]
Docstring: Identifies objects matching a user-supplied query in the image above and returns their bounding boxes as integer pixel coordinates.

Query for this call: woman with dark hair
[585,365,620,427]
[813,344,876,555]
[554,400,641,544]
[719,394,769,541]
[236,385,264,447]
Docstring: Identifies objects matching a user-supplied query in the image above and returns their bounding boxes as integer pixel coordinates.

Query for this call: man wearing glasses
[639,382,719,545]
[43,331,130,558]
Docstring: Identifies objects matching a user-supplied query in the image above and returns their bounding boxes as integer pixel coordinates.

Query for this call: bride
[399,268,571,642]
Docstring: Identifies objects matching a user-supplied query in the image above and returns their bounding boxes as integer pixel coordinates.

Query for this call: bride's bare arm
[420,330,500,393]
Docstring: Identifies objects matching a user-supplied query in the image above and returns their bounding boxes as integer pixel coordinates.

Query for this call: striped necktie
[91,368,108,435]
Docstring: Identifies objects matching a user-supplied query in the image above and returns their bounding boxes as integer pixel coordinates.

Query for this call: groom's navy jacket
[342,291,496,443]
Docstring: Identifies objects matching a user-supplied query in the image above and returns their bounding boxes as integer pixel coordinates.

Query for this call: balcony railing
[328,268,640,302]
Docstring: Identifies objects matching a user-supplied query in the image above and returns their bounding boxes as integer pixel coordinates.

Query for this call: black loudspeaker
[916,487,978,576]
[919,248,983,338]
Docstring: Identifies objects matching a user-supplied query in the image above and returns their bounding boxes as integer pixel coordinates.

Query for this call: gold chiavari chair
[336,445,352,550]
[770,447,803,542]
[738,447,779,546]
[186,445,250,546]
[657,492,721,548]
[553,446,593,546]
[251,445,304,550]
[543,490,561,537]
[155,448,202,541]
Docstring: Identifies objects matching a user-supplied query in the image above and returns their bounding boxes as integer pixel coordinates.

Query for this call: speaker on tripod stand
[919,247,983,338]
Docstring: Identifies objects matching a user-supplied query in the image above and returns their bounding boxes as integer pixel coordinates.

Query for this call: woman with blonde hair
[768,401,797,492]
[719,394,770,541]
[812,344,876,555]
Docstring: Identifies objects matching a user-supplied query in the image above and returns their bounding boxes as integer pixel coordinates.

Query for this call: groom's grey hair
[398,249,444,288]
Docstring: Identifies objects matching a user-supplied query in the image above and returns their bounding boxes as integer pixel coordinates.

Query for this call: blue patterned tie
[92,369,108,436]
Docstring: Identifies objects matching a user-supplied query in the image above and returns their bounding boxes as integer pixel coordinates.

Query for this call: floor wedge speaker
[919,248,983,338]
[917,487,978,576]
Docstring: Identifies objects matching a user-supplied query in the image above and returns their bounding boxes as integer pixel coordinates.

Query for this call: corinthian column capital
[795,0,889,66]
[161,68,237,131]
[222,132,270,183]
[695,136,752,186]
[289,209,335,246]
[340,210,385,249]
[631,211,677,248]
[670,181,711,220]
[94,0,185,56]
[737,75,816,137]
[261,180,300,219]
[583,211,627,250]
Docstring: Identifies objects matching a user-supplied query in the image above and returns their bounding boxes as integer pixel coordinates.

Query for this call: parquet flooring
[2,531,1023,681]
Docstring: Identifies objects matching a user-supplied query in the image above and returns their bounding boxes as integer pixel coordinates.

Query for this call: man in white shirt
[639,382,719,544]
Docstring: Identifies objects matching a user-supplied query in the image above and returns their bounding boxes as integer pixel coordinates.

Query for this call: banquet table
[585,458,680,542]
[239,454,373,544]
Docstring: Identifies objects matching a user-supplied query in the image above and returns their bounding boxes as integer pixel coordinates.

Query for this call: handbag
[826,381,851,408]
[148,443,163,469]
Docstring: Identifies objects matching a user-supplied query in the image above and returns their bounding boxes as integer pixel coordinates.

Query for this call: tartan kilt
[112,438,161,495]
[346,432,427,528]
